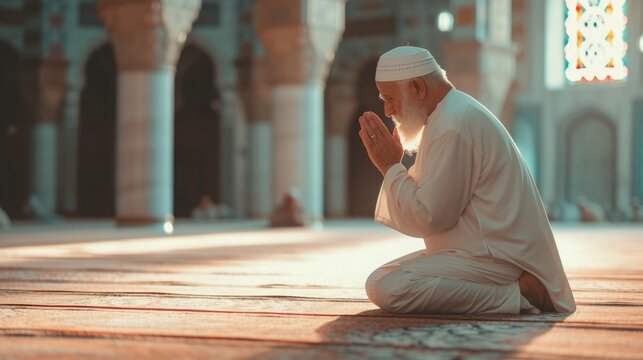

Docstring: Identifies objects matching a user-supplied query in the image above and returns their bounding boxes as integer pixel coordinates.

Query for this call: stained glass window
[564,0,628,82]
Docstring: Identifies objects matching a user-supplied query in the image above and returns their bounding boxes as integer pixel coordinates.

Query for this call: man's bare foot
[519,272,555,312]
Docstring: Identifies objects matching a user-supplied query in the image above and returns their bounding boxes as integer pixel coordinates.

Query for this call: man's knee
[365,268,389,304]
[365,269,413,314]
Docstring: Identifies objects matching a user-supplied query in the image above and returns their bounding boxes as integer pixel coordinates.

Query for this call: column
[19,58,68,212]
[218,81,247,217]
[442,0,516,115]
[59,70,82,215]
[98,0,201,230]
[238,56,272,218]
[325,82,357,218]
[256,0,346,223]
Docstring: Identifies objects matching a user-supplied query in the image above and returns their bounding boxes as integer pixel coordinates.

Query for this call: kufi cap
[375,46,439,82]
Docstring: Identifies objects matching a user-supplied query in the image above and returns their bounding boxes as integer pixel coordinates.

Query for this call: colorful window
[564,0,627,82]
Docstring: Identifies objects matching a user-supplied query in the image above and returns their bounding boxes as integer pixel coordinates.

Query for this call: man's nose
[384,103,395,118]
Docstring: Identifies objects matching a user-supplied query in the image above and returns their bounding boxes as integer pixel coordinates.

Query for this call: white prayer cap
[375,46,440,82]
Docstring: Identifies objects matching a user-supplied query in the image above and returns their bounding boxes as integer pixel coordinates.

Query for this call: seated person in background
[0,205,10,229]
[632,197,641,222]
[192,195,217,221]
[24,194,62,224]
[577,196,605,223]
[270,188,305,228]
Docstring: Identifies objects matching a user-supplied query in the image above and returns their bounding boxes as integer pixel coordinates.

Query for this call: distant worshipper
[359,46,576,315]
[24,194,62,224]
[191,195,218,221]
[270,188,305,228]
[0,205,10,229]
[633,197,641,222]
[577,196,606,223]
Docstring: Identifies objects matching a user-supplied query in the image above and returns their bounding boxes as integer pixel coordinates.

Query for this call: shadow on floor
[249,309,570,359]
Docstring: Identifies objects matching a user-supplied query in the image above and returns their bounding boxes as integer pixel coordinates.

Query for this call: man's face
[376,80,426,153]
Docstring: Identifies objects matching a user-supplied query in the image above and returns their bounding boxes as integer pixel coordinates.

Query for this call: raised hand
[358,111,404,176]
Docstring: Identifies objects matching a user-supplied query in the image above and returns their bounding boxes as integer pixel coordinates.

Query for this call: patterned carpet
[0,220,642,359]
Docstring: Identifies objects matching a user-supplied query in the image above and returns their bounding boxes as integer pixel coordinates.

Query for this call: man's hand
[358,111,404,176]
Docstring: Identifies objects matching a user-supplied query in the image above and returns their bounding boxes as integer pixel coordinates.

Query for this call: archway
[565,113,616,209]
[0,40,31,218]
[173,43,221,217]
[78,43,117,217]
[347,60,391,217]
[77,42,221,218]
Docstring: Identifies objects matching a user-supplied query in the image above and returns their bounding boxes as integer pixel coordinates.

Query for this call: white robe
[374,89,576,313]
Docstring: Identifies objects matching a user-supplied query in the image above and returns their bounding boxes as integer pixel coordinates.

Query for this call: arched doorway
[0,40,31,218]
[78,43,117,217]
[565,114,616,209]
[348,60,391,217]
[347,60,417,217]
[77,42,221,218]
[173,44,221,217]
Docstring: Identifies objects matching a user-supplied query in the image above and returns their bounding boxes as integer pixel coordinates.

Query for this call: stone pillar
[218,80,247,217]
[238,56,272,218]
[256,0,346,223]
[442,0,516,115]
[98,0,201,229]
[19,58,68,212]
[325,82,357,218]
[59,72,82,214]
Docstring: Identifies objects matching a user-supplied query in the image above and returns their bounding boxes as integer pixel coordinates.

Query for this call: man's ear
[410,78,427,99]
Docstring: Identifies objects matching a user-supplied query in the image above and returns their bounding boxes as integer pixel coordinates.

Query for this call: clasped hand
[358,111,404,176]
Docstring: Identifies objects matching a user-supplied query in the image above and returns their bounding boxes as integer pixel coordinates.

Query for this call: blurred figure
[270,188,304,228]
[577,196,605,223]
[24,194,62,224]
[191,195,217,221]
[546,201,561,222]
[632,197,641,223]
[0,205,10,229]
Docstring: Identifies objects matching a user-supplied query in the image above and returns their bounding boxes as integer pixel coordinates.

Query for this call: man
[191,195,217,221]
[359,46,576,315]
[270,188,305,227]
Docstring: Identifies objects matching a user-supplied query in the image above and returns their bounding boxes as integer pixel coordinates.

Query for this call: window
[564,0,627,82]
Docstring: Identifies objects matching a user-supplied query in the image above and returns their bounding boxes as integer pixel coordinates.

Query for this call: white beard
[392,104,426,155]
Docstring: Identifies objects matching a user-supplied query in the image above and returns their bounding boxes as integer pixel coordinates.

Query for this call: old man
[360,46,575,315]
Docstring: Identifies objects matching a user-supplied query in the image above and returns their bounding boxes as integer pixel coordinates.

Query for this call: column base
[306,216,325,230]
[116,215,175,231]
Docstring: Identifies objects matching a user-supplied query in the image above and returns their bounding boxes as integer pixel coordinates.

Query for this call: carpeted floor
[0,220,642,359]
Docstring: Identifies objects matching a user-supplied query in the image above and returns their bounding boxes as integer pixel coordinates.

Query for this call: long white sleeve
[375,131,476,238]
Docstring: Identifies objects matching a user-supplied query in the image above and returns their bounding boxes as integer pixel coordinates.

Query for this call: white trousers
[365,250,538,314]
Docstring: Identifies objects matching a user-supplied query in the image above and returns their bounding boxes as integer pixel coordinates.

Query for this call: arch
[77,34,111,86]
[347,59,390,217]
[0,40,31,218]
[77,42,117,217]
[173,42,222,217]
[563,111,617,210]
[184,35,221,85]
[76,41,222,218]
[326,41,396,136]
[344,57,417,217]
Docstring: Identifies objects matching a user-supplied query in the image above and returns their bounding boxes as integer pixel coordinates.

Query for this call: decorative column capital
[19,57,68,123]
[255,0,346,85]
[97,0,201,72]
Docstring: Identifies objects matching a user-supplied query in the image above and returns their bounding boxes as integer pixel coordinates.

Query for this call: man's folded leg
[365,252,541,314]
[370,268,521,314]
